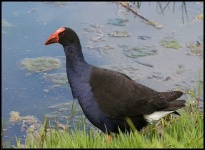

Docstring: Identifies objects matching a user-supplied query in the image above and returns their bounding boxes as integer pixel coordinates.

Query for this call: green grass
[20,104,203,148]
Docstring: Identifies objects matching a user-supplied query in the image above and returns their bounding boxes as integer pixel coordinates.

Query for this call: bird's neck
[63,43,84,62]
[64,44,90,78]
[64,45,92,99]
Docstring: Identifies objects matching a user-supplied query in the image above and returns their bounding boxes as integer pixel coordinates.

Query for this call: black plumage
[45,27,186,134]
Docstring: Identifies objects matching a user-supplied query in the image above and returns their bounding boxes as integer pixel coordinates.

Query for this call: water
[2,2,203,146]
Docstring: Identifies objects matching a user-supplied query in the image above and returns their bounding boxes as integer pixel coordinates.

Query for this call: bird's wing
[89,67,181,119]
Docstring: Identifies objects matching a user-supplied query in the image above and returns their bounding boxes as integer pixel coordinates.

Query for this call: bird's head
[45,27,79,46]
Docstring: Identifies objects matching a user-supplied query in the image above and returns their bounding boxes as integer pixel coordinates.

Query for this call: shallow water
[2,2,203,146]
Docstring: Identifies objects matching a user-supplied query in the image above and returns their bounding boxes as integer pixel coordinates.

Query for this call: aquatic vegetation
[118,2,165,30]
[2,19,13,35]
[107,18,129,26]
[160,38,182,49]
[43,73,68,85]
[83,24,105,42]
[10,111,39,123]
[91,34,105,42]
[9,111,43,139]
[144,20,165,29]
[97,45,115,54]
[43,2,68,7]
[48,103,71,109]
[192,13,203,23]
[147,71,171,81]
[83,24,114,54]
[45,100,93,131]
[90,23,103,28]
[138,36,151,40]
[121,45,157,58]
[102,64,143,81]
[86,42,115,54]
[10,111,22,122]
[83,27,95,32]
[186,41,203,56]
[2,19,13,28]
[85,41,95,49]
[108,31,131,37]
[134,60,153,67]
[11,11,19,16]
[194,14,203,20]
[47,101,83,117]
[176,65,186,74]
[27,9,36,14]
[147,72,163,80]
[22,57,61,73]
[10,111,40,132]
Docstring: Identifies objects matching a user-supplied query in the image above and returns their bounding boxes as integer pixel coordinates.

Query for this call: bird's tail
[159,91,186,114]
[144,100,186,123]
[162,100,186,112]
[159,91,183,101]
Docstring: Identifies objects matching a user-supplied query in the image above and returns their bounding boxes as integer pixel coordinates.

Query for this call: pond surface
[2,2,203,146]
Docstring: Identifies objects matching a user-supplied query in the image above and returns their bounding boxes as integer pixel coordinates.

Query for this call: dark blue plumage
[45,27,186,134]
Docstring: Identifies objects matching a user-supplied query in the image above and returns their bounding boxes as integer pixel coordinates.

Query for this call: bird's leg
[125,117,137,132]
[108,134,111,143]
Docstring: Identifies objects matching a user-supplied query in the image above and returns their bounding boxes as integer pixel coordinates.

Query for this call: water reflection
[123,2,190,24]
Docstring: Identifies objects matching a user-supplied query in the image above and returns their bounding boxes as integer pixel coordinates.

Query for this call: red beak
[45,27,65,45]
[45,34,58,45]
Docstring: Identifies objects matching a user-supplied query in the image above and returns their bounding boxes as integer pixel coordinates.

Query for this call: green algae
[43,73,68,85]
[108,31,131,37]
[122,45,157,58]
[145,20,165,29]
[22,57,61,73]
[2,19,13,28]
[160,38,182,49]
[107,18,129,26]
[187,41,203,56]
[195,14,203,20]
[2,19,13,35]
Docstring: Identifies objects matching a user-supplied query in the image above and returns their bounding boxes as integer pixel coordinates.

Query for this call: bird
[45,27,186,140]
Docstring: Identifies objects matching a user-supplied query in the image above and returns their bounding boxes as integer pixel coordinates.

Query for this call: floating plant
[147,72,164,80]
[186,41,203,56]
[10,111,39,124]
[91,34,105,42]
[46,101,86,125]
[48,102,71,109]
[2,19,13,34]
[107,18,129,26]
[43,2,67,7]
[43,73,68,85]
[144,20,164,29]
[2,19,13,28]
[83,27,95,32]
[160,38,182,49]
[108,31,131,37]
[101,64,143,81]
[194,14,203,20]
[122,45,157,58]
[176,64,186,74]
[97,44,115,54]
[138,36,151,40]
[22,57,61,73]
[9,111,22,122]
